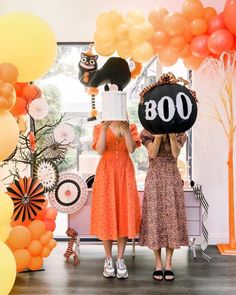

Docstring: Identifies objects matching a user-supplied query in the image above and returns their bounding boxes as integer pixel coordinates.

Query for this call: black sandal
[164,270,175,281]
[153,270,164,281]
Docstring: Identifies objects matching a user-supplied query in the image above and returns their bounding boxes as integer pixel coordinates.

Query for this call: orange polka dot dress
[90,124,141,241]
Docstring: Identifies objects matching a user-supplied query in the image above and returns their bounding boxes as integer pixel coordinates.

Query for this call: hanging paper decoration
[33,159,59,192]
[29,131,36,153]
[6,177,46,222]
[48,173,88,214]
[43,134,68,160]
[138,72,198,134]
[86,175,95,189]
[53,123,75,144]
[28,97,49,120]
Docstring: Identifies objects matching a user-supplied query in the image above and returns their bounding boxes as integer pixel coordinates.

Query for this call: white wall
[1,0,232,245]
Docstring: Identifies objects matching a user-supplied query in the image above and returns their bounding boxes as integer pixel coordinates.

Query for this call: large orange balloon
[27,240,43,256]
[0,63,18,84]
[7,226,31,249]
[163,12,186,36]
[40,233,51,245]
[14,82,28,97]
[28,256,43,271]
[28,220,46,240]
[131,41,153,63]
[148,7,168,31]
[191,35,210,58]
[208,29,234,55]
[149,31,169,49]
[10,96,27,116]
[183,54,204,70]
[169,36,186,52]
[179,44,192,58]
[158,47,179,66]
[44,219,56,232]
[190,19,208,36]
[208,13,226,34]
[223,0,236,36]
[21,84,41,103]
[14,249,31,272]
[204,7,217,22]
[48,239,57,249]
[182,0,204,21]
[183,23,194,42]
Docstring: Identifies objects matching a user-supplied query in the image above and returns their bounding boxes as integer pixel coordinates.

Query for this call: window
[37,43,192,237]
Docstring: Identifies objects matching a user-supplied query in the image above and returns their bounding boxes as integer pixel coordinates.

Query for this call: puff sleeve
[140,129,155,147]
[176,133,187,148]
[92,124,101,150]
[130,124,141,147]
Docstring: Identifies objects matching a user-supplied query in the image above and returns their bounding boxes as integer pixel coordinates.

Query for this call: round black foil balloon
[138,83,197,134]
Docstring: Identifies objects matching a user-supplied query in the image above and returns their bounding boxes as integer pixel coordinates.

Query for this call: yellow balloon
[95,43,116,56]
[116,39,132,58]
[141,22,155,40]
[0,224,12,242]
[94,29,116,46]
[0,110,19,161]
[0,241,16,295]
[115,24,129,40]
[129,25,146,43]
[131,41,154,63]
[0,190,14,226]
[127,10,145,24]
[0,13,57,82]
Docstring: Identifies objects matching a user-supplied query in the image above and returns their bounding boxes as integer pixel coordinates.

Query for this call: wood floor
[10,242,236,295]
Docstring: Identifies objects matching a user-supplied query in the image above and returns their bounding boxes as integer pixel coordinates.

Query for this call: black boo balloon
[138,83,197,134]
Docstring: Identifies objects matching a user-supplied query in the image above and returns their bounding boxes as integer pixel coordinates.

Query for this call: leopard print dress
[139,129,189,250]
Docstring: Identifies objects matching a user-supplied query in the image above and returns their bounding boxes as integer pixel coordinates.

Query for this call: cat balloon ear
[81,52,85,58]
[94,55,98,60]
[104,84,109,91]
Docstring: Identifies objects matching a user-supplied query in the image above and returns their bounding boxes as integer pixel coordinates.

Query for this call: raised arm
[120,121,137,154]
[94,121,111,154]
[169,133,181,158]
[146,134,163,159]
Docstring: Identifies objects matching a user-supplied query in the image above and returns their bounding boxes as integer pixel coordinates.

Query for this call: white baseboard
[208,234,229,245]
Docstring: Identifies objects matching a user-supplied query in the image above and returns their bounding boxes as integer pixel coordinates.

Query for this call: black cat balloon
[138,73,198,134]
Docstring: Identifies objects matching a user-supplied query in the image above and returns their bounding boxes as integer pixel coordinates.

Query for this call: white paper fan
[54,123,75,144]
[28,98,49,120]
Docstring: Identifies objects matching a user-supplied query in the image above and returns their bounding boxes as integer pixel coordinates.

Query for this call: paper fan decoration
[54,123,75,144]
[86,175,95,188]
[6,176,46,222]
[48,173,88,214]
[43,135,68,160]
[28,97,49,120]
[34,159,59,192]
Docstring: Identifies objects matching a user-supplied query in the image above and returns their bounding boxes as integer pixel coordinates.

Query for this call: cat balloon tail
[78,45,142,121]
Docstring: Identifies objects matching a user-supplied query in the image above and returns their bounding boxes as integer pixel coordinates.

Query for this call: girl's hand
[101,121,112,131]
[155,134,163,139]
[169,133,176,139]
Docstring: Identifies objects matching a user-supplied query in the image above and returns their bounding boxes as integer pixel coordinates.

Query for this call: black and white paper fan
[48,173,88,214]
[86,175,95,188]
[34,159,59,192]
[43,134,68,160]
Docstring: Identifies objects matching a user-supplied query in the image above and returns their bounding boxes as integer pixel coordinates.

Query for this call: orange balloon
[44,207,57,220]
[28,220,46,240]
[40,234,51,245]
[207,29,234,55]
[96,11,122,29]
[44,219,56,232]
[169,36,186,52]
[148,7,168,31]
[131,41,153,63]
[94,29,115,46]
[14,82,27,97]
[179,44,192,58]
[7,226,31,249]
[158,47,179,66]
[10,96,27,116]
[10,219,31,228]
[14,249,31,272]
[208,13,226,34]
[48,239,57,249]
[41,246,51,258]
[183,23,194,43]
[163,12,186,36]
[45,231,53,239]
[190,19,208,36]
[149,31,169,49]
[183,54,204,70]
[182,0,204,21]
[141,22,154,40]
[95,43,116,56]
[224,0,236,36]
[27,240,43,256]
[21,84,41,103]
[204,7,217,22]
[0,81,16,110]
[129,25,146,43]
[28,256,43,271]
[190,35,210,58]
[0,63,19,84]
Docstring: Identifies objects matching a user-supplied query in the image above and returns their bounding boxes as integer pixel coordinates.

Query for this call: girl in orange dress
[90,121,141,279]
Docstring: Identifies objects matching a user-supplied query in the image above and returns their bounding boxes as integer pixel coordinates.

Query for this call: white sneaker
[116,259,128,279]
[103,258,115,278]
